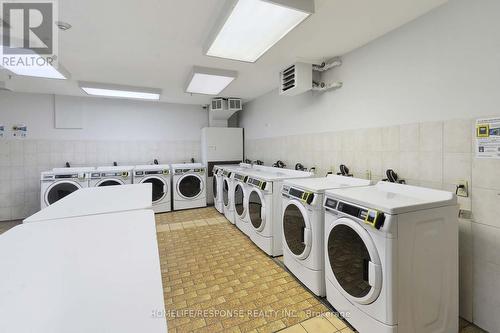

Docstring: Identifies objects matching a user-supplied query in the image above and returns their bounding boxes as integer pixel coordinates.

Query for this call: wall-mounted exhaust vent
[279,58,343,96]
[279,62,312,96]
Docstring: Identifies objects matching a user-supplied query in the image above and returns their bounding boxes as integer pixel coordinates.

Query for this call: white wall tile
[472,158,500,190]
[443,153,471,185]
[459,218,473,322]
[399,123,420,152]
[381,126,400,152]
[471,187,500,228]
[444,119,473,153]
[418,152,443,183]
[419,121,443,152]
[472,223,500,332]
[399,152,420,180]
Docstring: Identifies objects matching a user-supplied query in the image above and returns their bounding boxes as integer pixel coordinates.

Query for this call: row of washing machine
[213,163,459,333]
[40,163,207,213]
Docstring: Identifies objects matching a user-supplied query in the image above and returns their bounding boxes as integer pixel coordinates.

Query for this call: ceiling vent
[208,97,242,127]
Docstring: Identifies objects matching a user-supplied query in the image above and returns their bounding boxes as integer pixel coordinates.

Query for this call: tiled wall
[0,139,200,221]
[245,117,500,331]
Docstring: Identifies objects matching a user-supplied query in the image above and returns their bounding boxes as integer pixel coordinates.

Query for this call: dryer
[40,167,95,209]
[90,166,134,187]
[243,166,313,256]
[323,182,458,333]
[171,163,207,211]
[133,165,171,213]
[281,175,372,296]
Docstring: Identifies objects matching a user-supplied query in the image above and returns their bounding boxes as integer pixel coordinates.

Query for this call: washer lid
[284,175,372,194]
[325,181,457,215]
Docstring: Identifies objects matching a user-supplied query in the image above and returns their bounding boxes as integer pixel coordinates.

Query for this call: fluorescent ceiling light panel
[186,66,237,95]
[0,46,70,80]
[79,82,161,100]
[205,0,314,62]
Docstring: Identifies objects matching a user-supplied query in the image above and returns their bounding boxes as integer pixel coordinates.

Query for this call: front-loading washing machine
[40,167,95,209]
[323,181,458,333]
[133,165,171,213]
[281,175,372,296]
[213,165,225,213]
[221,164,252,224]
[171,163,207,211]
[90,166,134,187]
[243,166,313,256]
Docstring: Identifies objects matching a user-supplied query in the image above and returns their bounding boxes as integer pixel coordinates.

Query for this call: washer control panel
[282,185,314,204]
[324,198,385,230]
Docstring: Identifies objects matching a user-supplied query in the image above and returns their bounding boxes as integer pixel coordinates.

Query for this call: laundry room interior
[0,0,499,333]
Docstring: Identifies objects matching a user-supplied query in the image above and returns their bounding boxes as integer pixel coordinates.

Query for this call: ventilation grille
[279,62,312,96]
[281,65,296,92]
[211,98,223,111]
[228,98,242,111]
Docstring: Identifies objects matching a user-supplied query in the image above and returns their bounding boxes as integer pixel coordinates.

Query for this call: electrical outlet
[456,180,469,197]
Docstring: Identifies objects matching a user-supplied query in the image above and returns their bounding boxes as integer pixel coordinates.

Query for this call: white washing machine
[133,165,171,213]
[222,164,252,224]
[90,166,134,187]
[243,166,313,256]
[40,167,95,209]
[281,175,372,296]
[171,163,207,211]
[212,165,225,213]
[323,181,459,333]
[213,164,244,214]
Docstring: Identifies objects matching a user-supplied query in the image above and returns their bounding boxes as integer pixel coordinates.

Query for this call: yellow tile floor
[155,207,484,333]
[0,207,485,333]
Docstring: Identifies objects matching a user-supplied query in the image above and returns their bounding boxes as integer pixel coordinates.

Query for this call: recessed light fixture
[79,81,162,100]
[186,66,237,95]
[205,0,314,63]
[0,46,70,80]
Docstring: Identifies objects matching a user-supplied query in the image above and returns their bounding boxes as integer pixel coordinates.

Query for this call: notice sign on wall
[476,117,500,159]
[12,124,28,138]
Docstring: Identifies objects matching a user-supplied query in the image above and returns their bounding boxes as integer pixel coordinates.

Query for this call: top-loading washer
[133,165,171,213]
[281,175,372,296]
[242,166,313,256]
[323,181,458,333]
[171,163,207,211]
[40,167,95,209]
[90,166,134,187]
[221,163,252,224]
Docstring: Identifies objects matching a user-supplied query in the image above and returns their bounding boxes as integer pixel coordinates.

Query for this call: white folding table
[24,183,153,223]
[0,210,167,333]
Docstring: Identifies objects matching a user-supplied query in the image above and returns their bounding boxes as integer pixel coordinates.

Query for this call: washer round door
[213,176,218,201]
[234,182,245,218]
[96,178,125,187]
[248,189,266,232]
[222,178,230,207]
[141,176,167,203]
[326,217,382,305]
[177,174,203,199]
[45,180,82,206]
[282,200,312,260]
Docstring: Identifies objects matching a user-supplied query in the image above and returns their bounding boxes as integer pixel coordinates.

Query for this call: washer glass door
[222,179,229,207]
[248,190,264,230]
[46,181,81,205]
[213,176,218,201]
[98,179,123,187]
[327,218,382,304]
[283,201,311,259]
[234,183,245,217]
[178,174,202,198]
[142,176,167,203]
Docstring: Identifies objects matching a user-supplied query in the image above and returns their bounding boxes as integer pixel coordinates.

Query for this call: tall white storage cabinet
[201,127,244,205]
